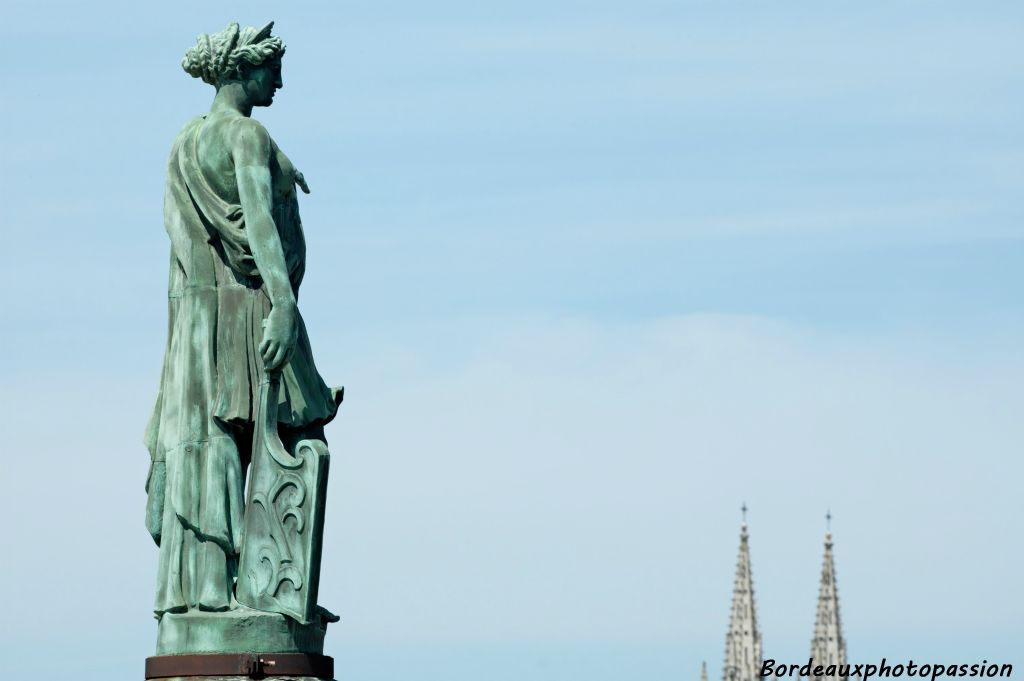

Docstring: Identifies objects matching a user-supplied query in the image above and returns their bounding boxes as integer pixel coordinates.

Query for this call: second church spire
[723,506,763,681]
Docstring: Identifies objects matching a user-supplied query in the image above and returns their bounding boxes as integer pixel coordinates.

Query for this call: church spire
[809,512,847,679]
[722,505,762,681]
[702,660,709,681]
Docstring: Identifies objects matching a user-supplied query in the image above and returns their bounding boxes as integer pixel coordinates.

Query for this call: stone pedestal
[146,606,338,679]
[156,607,333,655]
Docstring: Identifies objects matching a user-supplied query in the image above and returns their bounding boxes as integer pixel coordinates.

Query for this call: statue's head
[182,22,286,107]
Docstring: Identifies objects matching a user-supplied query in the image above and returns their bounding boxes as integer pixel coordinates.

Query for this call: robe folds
[144,116,341,617]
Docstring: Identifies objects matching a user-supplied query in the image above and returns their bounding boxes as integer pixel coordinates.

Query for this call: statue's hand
[260,304,298,370]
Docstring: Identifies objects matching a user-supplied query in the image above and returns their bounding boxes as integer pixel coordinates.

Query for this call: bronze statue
[143,22,342,674]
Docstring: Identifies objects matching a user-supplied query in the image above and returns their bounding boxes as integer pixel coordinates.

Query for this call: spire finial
[826,508,832,532]
[741,501,748,524]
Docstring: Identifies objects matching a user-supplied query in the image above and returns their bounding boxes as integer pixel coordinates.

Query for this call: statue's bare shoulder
[226,115,273,162]
[195,114,274,201]
[205,114,273,165]
[220,116,304,199]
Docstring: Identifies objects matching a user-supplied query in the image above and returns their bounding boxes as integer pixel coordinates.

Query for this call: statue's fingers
[261,340,278,365]
[280,344,296,368]
[258,338,270,356]
[270,344,289,369]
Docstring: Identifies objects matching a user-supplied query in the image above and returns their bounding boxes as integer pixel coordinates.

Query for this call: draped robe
[144,116,341,617]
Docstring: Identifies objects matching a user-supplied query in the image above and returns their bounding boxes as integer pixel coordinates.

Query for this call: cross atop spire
[722,514,762,681]
[741,502,748,524]
[702,660,709,681]
[826,509,832,534]
[808,526,846,679]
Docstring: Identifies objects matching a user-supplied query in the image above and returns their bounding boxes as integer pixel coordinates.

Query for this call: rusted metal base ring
[145,652,333,679]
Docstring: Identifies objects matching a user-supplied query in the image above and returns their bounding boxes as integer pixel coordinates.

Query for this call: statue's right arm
[232,119,298,370]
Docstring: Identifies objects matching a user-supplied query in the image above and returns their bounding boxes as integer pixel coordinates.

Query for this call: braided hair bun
[182,21,285,86]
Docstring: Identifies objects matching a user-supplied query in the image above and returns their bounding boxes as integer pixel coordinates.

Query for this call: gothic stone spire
[809,528,847,679]
[722,518,763,681]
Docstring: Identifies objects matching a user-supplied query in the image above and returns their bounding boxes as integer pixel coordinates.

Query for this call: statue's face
[242,56,283,107]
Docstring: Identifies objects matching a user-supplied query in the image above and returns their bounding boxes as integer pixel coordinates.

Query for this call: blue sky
[0,1,1021,679]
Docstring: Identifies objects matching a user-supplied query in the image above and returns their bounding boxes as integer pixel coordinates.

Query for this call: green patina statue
[143,22,342,665]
